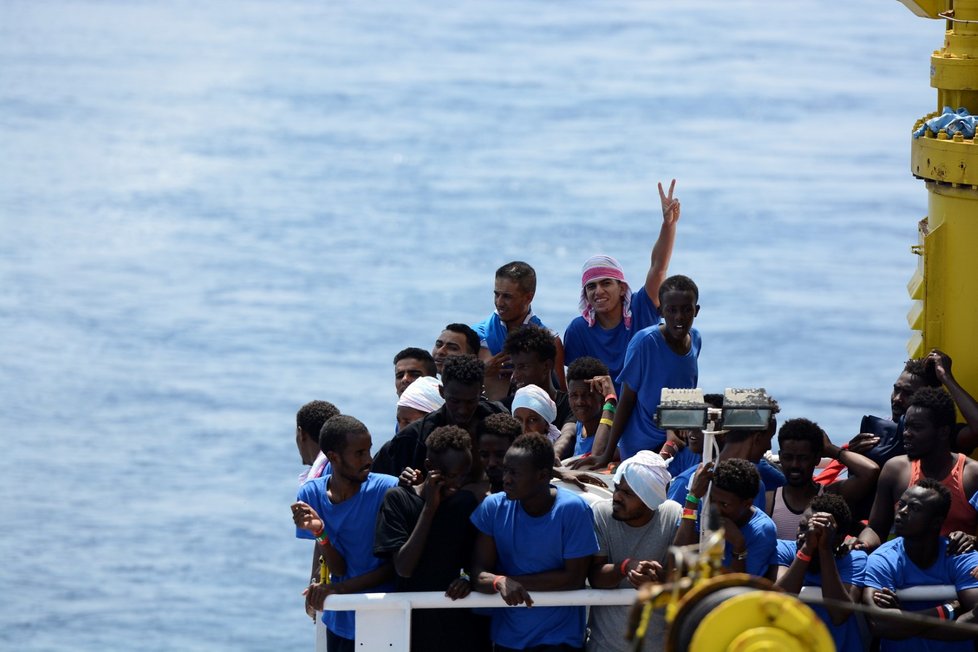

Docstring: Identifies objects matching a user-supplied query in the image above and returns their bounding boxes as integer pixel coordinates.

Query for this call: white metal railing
[313,584,960,651]
[799,585,957,601]
[315,588,636,652]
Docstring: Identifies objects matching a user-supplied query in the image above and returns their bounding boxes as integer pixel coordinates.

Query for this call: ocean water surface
[0,1,942,649]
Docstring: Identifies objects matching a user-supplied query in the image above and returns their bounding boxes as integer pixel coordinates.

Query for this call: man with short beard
[586,452,681,652]
[291,415,399,652]
[766,417,879,540]
[858,387,978,551]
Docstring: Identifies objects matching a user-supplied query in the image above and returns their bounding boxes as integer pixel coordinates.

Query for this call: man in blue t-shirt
[291,415,399,652]
[862,479,978,652]
[471,433,598,651]
[667,394,780,521]
[578,275,701,469]
[472,261,566,394]
[774,494,868,652]
[563,179,681,394]
[673,458,777,578]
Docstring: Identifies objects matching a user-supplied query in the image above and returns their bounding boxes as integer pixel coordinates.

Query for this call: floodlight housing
[720,388,775,430]
[656,388,709,429]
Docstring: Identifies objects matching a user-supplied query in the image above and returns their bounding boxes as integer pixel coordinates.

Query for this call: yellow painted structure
[900,0,978,440]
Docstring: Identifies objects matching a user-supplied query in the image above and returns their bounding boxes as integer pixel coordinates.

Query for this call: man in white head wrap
[511,384,563,443]
[586,451,683,652]
[396,376,445,432]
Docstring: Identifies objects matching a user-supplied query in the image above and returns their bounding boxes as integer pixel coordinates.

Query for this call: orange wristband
[493,575,506,593]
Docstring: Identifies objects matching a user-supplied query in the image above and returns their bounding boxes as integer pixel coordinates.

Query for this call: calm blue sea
[0,1,941,649]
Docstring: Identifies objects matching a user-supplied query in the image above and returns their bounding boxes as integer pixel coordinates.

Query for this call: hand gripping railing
[315,588,636,652]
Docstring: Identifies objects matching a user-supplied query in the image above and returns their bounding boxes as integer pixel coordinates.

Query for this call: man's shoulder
[748,506,776,532]
[365,473,399,494]
[554,485,593,513]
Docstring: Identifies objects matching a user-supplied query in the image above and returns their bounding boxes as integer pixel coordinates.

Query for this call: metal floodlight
[720,388,774,430]
[656,388,709,429]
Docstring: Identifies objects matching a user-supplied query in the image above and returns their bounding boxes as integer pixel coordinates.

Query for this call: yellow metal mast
[900,0,978,440]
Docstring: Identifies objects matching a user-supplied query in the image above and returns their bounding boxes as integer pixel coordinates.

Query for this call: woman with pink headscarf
[562,179,682,391]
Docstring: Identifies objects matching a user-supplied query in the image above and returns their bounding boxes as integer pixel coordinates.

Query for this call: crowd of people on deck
[288,181,978,652]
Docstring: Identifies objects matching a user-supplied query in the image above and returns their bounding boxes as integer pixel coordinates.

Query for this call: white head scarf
[511,384,562,443]
[613,451,671,510]
[396,376,444,413]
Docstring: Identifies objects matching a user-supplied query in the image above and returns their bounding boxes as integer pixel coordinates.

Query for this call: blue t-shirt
[472,310,548,356]
[775,540,867,652]
[863,538,978,652]
[666,446,700,478]
[573,421,594,457]
[617,325,700,458]
[470,487,599,649]
[666,462,768,525]
[295,472,399,640]
[757,458,786,490]
[721,507,777,577]
[563,287,661,394]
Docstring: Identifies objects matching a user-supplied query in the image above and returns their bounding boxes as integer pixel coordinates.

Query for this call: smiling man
[858,387,978,551]
[472,261,566,393]
[578,275,701,469]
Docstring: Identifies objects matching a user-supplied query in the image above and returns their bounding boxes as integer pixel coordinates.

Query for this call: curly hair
[319,415,367,455]
[477,413,522,443]
[444,323,481,356]
[504,324,556,362]
[509,432,554,472]
[566,356,609,382]
[913,477,952,520]
[908,387,957,430]
[809,493,852,535]
[297,400,340,441]
[495,261,536,294]
[442,354,485,387]
[393,347,437,376]
[777,418,825,458]
[658,274,699,304]
[427,425,472,456]
[712,458,759,500]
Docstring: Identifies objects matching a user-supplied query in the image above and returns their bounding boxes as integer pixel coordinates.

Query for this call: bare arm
[825,438,880,507]
[392,475,446,578]
[646,179,681,308]
[863,586,978,640]
[593,384,636,464]
[673,462,713,547]
[511,555,591,591]
[857,460,902,551]
[293,501,347,576]
[553,336,567,392]
[930,349,978,453]
[554,421,578,461]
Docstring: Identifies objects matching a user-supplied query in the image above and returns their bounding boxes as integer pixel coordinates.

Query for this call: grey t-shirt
[586,498,682,652]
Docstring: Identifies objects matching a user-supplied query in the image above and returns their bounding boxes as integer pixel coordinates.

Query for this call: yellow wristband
[600,418,614,427]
